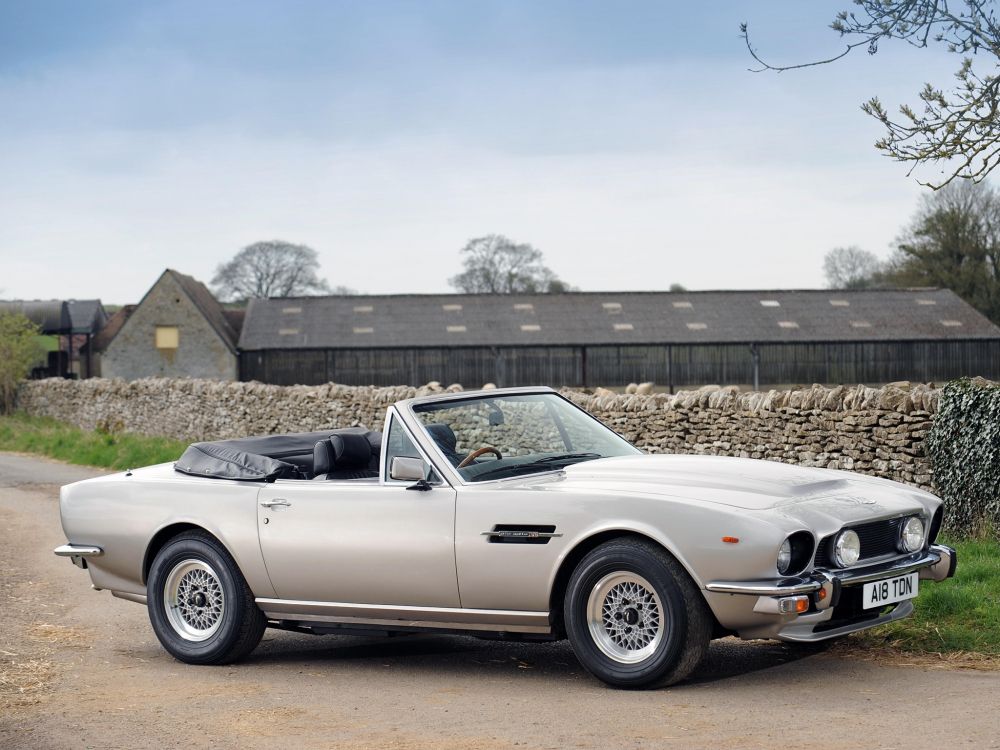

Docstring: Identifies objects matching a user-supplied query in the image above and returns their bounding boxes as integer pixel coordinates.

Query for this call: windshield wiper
[529,452,602,464]
[468,453,602,481]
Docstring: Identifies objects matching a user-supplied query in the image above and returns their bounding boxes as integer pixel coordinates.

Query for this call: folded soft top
[174,427,372,481]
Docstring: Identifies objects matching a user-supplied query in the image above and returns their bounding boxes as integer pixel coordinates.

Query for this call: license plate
[862,572,919,610]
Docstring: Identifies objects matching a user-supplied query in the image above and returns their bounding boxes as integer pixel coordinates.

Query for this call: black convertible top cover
[174,427,370,481]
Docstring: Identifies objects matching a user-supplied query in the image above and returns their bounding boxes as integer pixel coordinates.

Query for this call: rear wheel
[564,538,711,689]
[147,531,266,665]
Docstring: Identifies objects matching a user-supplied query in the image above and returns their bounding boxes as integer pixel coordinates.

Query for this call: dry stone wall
[16,378,939,491]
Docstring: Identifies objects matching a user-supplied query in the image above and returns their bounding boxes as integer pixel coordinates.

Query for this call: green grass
[850,538,1000,657]
[34,335,59,353]
[0,413,187,470]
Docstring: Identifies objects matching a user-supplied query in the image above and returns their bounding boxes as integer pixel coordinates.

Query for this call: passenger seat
[312,433,379,480]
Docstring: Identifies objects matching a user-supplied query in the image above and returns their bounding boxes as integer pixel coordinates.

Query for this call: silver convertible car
[56,387,956,688]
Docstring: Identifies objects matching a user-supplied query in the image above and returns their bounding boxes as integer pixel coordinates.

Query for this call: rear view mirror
[390,456,426,482]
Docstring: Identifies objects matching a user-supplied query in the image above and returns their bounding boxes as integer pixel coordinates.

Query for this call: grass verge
[844,538,1000,661]
[0,413,186,470]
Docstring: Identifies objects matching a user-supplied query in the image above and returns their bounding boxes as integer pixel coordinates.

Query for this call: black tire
[564,538,711,689]
[147,530,266,665]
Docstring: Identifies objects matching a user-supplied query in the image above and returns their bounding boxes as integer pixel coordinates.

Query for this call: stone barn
[101,269,241,381]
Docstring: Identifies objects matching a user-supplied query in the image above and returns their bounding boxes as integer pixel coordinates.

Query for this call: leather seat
[312,433,379,480]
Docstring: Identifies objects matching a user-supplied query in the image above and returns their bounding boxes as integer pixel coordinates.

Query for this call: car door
[256,415,459,607]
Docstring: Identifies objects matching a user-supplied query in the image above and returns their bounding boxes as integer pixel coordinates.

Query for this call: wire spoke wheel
[163,559,226,642]
[586,571,664,664]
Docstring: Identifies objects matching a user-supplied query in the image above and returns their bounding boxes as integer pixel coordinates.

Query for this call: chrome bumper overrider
[54,543,103,569]
[706,544,956,598]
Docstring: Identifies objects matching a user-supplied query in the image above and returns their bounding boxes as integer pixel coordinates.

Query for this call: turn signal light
[722,536,740,544]
[777,595,810,614]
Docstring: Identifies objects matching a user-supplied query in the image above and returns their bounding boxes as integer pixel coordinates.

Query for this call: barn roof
[84,304,136,354]
[0,299,107,334]
[66,299,107,333]
[239,288,1000,350]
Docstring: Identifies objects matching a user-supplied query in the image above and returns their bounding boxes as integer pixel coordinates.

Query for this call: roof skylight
[613,323,634,331]
[442,304,463,312]
[760,300,781,307]
[829,300,850,307]
[446,325,467,333]
[353,305,374,313]
[520,324,541,332]
[672,301,693,309]
[778,321,799,329]
[686,322,708,330]
[353,326,374,334]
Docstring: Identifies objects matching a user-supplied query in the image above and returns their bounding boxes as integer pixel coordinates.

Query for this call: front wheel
[564,538,711,689]
[147,531,266,665]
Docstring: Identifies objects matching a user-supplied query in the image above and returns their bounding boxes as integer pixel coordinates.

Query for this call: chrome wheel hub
[587,572,663,664]
[163,559,225,641]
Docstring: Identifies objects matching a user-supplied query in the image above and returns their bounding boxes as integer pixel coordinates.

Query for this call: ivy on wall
[927,377,1000,538]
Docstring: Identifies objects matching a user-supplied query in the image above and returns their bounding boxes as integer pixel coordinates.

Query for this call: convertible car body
[56,387,957,688]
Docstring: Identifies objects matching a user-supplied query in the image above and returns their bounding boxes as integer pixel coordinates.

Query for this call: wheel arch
[548,529,718,638]
[142,522,222,585]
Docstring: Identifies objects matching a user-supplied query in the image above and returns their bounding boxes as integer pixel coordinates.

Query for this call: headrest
[425,423,457,452]
[330,433,373,468]
[364,430,383,453]
[313,439,335,476]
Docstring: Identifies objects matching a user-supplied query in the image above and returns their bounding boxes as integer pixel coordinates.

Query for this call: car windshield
[411,392,640,482]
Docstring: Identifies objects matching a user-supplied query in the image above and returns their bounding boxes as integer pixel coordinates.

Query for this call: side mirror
[390,456,426,482]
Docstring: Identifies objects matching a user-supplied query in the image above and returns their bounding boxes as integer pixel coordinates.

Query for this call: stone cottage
[101,269,241,381]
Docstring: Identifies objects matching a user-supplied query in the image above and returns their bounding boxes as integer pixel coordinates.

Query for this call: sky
[0,1,961,303]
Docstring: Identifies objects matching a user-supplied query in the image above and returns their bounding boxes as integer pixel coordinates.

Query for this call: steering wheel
[457,445,503,469]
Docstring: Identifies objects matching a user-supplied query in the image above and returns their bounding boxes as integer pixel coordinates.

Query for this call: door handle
[260,499,291,508]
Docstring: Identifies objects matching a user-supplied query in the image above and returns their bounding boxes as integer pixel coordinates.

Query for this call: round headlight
[834,529,861,568]
[900,516,925,553]
[777,538,792,575]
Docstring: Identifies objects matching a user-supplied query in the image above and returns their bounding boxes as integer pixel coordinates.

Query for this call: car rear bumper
[704,544,957,642]
[54,543,103,569]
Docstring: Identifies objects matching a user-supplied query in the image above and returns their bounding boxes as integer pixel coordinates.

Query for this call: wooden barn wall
[240,340,1000,388]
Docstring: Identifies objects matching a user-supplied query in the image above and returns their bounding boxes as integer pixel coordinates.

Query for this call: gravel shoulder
[2,452,998,750]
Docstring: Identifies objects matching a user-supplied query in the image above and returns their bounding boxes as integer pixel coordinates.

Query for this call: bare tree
[742,2,1000,188]
[212,241,332,302]
[823,246,882,288]
[448,235,571,293]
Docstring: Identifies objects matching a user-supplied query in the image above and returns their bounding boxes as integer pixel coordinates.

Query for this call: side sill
[111,591,148,605]
[256,598,551,635]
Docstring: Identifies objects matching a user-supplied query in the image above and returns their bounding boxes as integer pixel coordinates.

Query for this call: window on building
[155,326,179,350]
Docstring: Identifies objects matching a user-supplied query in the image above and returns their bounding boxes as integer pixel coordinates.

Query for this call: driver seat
[425,423,463,466]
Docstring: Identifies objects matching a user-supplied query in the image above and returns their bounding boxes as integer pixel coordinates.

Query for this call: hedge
[927,377,1000,538]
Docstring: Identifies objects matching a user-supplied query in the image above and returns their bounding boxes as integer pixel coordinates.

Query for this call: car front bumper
[704,544,957,642]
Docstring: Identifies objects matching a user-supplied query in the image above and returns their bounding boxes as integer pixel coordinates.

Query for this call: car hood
[555,454,934,514]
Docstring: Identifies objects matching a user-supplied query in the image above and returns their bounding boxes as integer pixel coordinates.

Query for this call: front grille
[814,517,906,568]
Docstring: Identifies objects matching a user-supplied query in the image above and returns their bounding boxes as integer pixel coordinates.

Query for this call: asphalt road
[1,452,998,750]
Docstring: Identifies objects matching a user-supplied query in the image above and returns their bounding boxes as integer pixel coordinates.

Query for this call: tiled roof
[239,288,1000,349]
